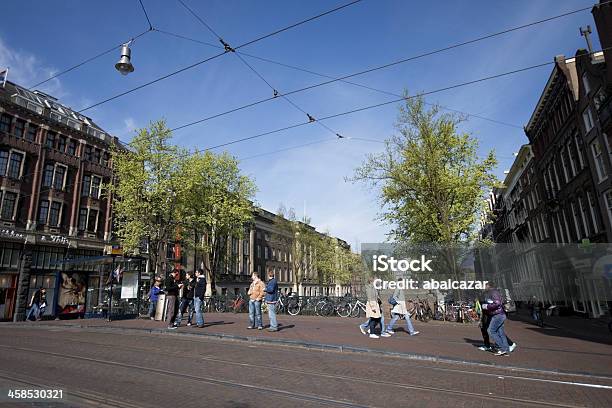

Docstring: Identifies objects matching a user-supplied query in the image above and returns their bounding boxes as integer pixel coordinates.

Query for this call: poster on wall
[120,271,138,299]
[57,272,87,315]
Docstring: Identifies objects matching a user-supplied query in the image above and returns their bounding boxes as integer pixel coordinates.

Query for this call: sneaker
[509,343,517,353]
[197,325,204,328]
[369,333,379,339]
[478,345,492,352]
[167,326,177,330]
[267,328,278,332]
[187,323,192,327]
[359,325,367,335]
[258,326,264,330]
[410,331,420,336]
[493,350,508,356]
[386,329,394,334]
[150,317,154,320]
[247,326,254,329]
[381,332,391,337]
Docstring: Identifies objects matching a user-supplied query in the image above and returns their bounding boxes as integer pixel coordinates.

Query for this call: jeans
[176,298,194,325]
[488,313,509,352]
[26,304,39,321]
[387,312,416,334]
[481,313,513,348]
[249,300,262,328]
[360,314,385,334]
[267,301,278,329]
[194,297,205,326]
[147,300,157,318]
[368,317,382,334]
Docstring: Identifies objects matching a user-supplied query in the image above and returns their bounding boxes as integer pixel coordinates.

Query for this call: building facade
[0,80,117,321]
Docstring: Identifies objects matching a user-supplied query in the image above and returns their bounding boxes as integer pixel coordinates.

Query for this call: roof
[525,56,577,133]
[0,80,113,144]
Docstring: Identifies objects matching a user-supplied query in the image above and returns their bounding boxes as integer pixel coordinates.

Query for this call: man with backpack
[385,282,419,336]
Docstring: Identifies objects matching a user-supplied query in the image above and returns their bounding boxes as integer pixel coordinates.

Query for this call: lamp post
[115,42,135,75]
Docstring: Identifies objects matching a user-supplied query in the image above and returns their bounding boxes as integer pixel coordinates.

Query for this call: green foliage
[351,93,498,245]
[107,120,185,275]
[108,119,256,281]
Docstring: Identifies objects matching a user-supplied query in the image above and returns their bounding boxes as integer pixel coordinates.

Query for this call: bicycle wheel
[215,299,227,313]
[321,302,334,316]
[336,305,350,318]
[287,303,301,316]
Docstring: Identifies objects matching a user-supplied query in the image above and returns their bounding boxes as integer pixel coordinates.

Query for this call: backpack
[388,295,398,306]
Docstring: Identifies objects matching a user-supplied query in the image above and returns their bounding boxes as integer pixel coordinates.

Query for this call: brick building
[0,80,117,321]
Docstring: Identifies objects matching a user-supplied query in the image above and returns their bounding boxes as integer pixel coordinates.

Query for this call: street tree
[108,120,185,277]
[178,150,256,294]
[350,93,497,292]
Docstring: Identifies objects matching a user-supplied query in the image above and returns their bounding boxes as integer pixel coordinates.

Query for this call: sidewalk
[511,311,611,343]
[9,312,612,377]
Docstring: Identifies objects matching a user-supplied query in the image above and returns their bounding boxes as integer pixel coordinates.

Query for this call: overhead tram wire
[29,0,156,90]
[198,57,565,152]
[153,28,522,130]
[76,0,364,113]
[168,1,606,132]
[176,0,346,139]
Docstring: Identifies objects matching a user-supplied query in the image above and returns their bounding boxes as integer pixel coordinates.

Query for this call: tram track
[0,341,597,408]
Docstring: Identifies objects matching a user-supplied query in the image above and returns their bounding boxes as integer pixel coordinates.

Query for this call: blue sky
[0,0,601,249]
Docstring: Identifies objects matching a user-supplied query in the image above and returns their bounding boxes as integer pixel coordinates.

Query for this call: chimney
[593,0,612,84]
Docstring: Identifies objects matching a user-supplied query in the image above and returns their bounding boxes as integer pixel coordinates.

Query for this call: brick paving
[9,310,612,377]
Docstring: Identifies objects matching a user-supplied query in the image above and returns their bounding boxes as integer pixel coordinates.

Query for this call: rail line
[0,342,597,408]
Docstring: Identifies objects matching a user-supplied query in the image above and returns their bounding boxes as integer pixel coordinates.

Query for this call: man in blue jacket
[265,270,279,332]
[482,282,510,356]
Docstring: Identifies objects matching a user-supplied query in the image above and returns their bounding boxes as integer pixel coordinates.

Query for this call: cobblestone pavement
[1,313,611,407]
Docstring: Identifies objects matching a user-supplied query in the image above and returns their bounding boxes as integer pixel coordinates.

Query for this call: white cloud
[0,36,64,97]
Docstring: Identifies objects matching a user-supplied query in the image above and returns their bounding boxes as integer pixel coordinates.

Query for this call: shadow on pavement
[202,321,234,328]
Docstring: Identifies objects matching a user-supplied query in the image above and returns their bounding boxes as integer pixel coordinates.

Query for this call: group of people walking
[149,270,515,356]
[357,278,516,357]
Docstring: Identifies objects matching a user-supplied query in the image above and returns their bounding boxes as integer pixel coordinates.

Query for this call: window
[0,192,16,220]
[67,139,76,156]
[583,108,594,132]
[7,152,23,179]
[81,175,91,197]
[84,146,92,161]
[38,200,49,225]
[265,247,269,260]
[52,165,66,190]
[560,147,569,183]
[566,141,577,177]
[0,151,8,175]
[13,119,25,138]
[48,202,61,227]
[257,245,261,258]
[45,132,56,149]
[94,149,101,164]
[578,197,590,237]
[87,209,98,232]
[605,191,612,231]
[587,191,600,233]
[591,141,607,182]
[0,114,11,133]
[42,164,54,187]
[101,152,109,167]
[57,135,66,152]
[574,134,584,169]
[78,208,87,231]
[582,72,591,95]
[26,124,37,142]
[90,175,101,198]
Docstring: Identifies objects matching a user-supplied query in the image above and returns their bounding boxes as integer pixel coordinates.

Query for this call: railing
[136,295,483,323]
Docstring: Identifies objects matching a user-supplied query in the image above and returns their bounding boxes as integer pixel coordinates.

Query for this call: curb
[5,322,612,380]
